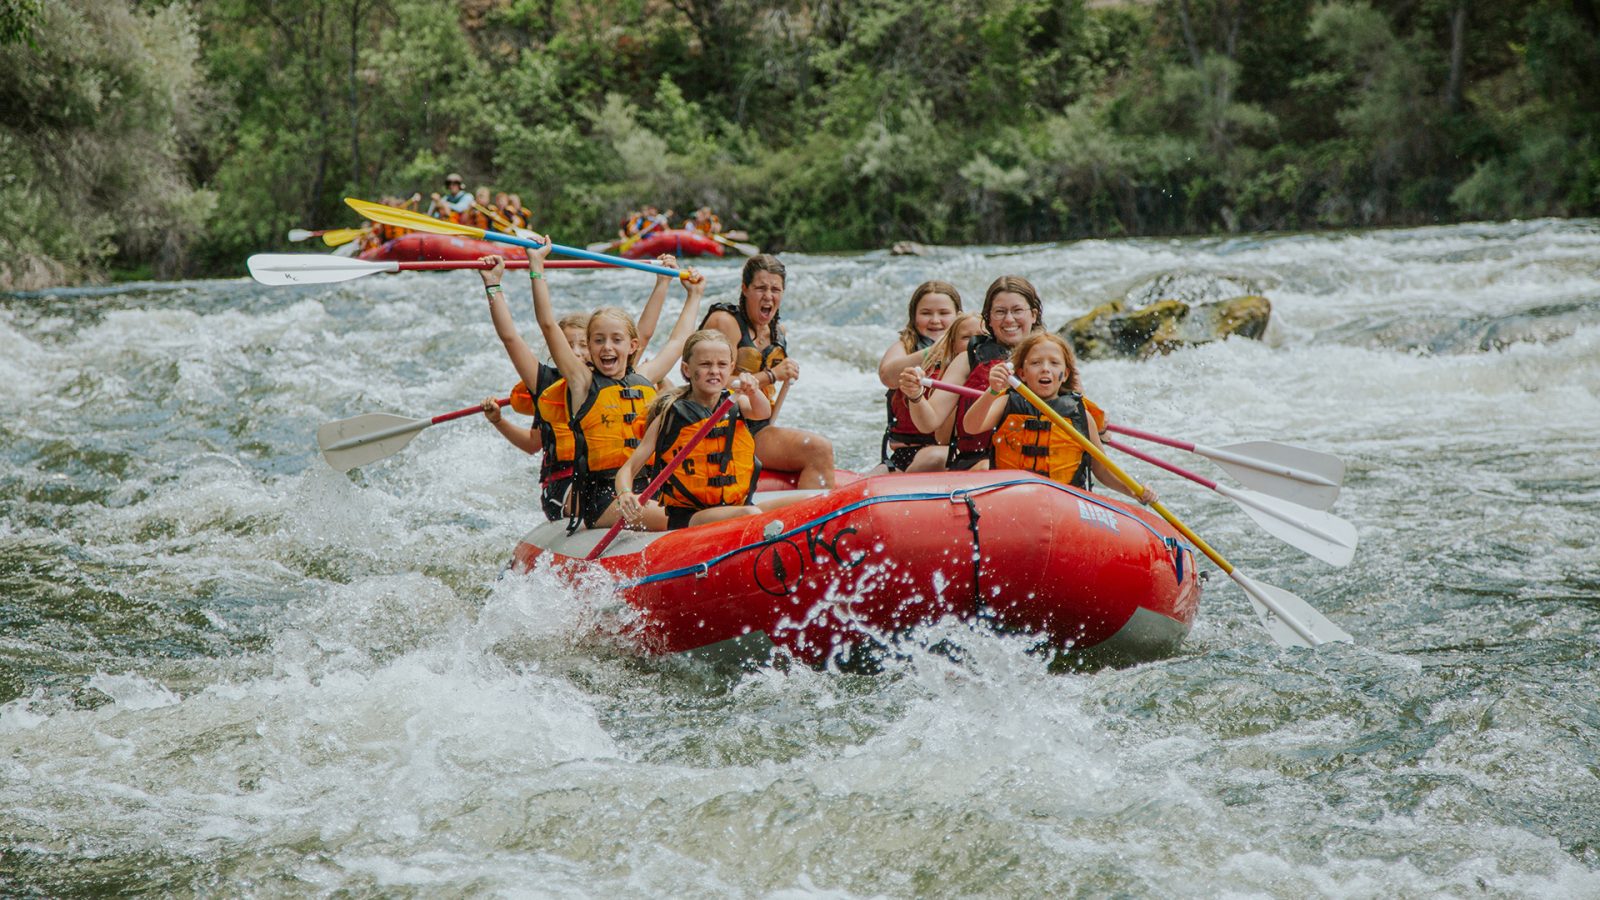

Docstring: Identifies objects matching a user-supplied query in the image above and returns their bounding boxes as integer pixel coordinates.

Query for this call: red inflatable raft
[609,229,725,260]
[509,470,1202,667]
[359,232,526,263]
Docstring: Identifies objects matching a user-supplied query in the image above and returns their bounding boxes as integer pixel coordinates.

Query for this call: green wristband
[485,284,503,296]
[528,269,544,281]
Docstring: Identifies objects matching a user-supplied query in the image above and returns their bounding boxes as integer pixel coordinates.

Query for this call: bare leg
[755,425,835,489]
[688,505,763,526]
[905,444,949,472]
[592,499,669,532]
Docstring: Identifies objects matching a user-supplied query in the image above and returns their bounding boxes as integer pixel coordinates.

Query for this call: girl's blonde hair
[587,306,642,367]
[646,329,733,424]
[1010,332,1083,395]
[923,311,981,375]
[898,280,963,353]
[557,312,589,332]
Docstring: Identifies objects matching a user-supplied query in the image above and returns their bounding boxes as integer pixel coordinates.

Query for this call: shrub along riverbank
[2,0,1596,289]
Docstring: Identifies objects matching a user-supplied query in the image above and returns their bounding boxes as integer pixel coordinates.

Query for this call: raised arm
[638,272,705,384]
[479,255,543,391]
[526,235,590,400]
[636,254,679,349]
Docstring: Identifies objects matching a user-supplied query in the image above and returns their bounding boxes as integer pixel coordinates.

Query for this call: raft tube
[359,232,526,263]
[616,229,725,260]
[509,470,1202,667]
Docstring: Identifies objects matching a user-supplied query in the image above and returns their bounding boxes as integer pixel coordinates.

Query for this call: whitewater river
[3,220,1598,896]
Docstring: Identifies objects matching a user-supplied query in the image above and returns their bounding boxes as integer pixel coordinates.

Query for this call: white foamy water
[2,220,1598,895]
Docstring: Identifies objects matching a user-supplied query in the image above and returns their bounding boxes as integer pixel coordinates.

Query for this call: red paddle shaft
[586,394,738,561]
[432,397,511,425]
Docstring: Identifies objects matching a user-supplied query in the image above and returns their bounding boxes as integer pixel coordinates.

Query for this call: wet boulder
[1061,271,1273,360]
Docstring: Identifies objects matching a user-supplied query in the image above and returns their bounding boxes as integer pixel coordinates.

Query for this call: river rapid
[2,220,1598,897]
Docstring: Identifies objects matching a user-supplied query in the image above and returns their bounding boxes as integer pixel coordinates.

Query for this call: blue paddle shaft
[482,232,682,278]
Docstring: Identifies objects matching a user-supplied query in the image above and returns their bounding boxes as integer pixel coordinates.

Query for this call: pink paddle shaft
[1104,423,1194,452]
[432,397,511,425]
[921,378,983,399]
[1102,437,1216,490]
[396,260,612,272]
[585,394,738,561]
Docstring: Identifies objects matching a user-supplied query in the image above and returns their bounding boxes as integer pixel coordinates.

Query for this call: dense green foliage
[2,0,1597,287]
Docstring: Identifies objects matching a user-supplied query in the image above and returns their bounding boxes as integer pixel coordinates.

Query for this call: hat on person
[445,172,464,184]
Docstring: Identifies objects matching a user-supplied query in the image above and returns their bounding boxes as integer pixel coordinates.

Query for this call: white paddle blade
[1205,440,1345,511]
[1231,571,1354,649]
[1219,485,1358,567]
[287,228,315,242]
[584,240,615,252]
[247,254,395,286]
[317,412,429,471]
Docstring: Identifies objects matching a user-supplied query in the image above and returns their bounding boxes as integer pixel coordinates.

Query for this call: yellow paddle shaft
[348,197,489,239]
[1009,380,1236,576]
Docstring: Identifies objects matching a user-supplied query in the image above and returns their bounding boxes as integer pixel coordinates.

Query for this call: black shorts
[665,505,699,530]
[577,472,647,529]
[947,449,989,471]
[885,444,924,472]
[540,476,572,522]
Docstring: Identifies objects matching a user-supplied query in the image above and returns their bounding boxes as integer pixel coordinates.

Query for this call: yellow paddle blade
[345,197,487,240]
[320,227,366,247]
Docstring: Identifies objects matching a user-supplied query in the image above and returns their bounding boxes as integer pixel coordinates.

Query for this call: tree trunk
[1176,0,1204,69]
[348,0,363,190]
[1445,3,1466,114]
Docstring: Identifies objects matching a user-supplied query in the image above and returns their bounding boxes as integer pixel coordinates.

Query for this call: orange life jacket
[990,390,1099,488]
[654,395,760,510]
[512,363,573,485]
[571,371,655,478]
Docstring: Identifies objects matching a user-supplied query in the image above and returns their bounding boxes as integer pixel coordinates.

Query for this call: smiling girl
[962,332,1154,504]
[874,281,963,473]
[612,330,772,531]
[528,236,706,529]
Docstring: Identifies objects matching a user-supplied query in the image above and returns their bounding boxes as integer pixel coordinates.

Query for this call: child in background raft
[476,254,680,520]
[899,275,1046,469]
[962,332,1155,504]
[529,236,706,530]
[612,330,772,531]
